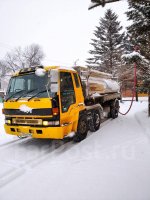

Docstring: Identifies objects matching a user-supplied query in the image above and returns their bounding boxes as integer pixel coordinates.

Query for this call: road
[0,100,150,200]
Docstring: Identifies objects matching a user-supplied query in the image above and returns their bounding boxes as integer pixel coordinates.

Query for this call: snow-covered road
[0,99,150,200]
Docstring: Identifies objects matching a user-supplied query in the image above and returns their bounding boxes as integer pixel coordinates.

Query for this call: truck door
[59,71,83,132]
[72,72,84,107]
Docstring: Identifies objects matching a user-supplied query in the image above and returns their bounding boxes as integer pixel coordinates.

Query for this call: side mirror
[51,83,59,93]
[49,69,59,93]
[50,69,59,82]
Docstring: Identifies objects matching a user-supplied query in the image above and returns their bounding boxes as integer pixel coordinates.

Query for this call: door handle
[69,103,85,114]
[78,103,84,107]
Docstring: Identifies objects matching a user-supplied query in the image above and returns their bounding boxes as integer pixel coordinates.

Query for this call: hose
[119,62,137,115]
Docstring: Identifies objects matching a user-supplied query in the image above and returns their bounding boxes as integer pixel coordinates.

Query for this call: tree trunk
[136,90,138,102]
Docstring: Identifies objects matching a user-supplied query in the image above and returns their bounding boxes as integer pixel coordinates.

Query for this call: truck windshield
[6,73,49,100]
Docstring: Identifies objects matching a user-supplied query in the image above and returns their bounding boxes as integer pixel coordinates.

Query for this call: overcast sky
[0,0,129,66]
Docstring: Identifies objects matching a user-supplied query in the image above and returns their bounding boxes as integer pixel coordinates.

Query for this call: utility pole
[134,46,139,102]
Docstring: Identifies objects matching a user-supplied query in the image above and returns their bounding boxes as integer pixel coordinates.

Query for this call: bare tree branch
[3,44,44,73]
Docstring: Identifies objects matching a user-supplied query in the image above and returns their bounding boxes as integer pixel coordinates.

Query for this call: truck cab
[3,65,120,142]
[3,66,85,140]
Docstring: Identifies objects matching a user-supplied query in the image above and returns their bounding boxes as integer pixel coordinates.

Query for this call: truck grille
[3,108,52,116]
[12,118,42,125]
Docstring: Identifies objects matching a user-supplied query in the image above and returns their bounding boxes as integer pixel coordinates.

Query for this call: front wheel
[73,115,88,142]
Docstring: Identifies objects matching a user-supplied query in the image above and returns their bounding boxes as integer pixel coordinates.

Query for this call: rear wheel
[89,109,101,132]
[110,99,119,119]
[73,115,88,142]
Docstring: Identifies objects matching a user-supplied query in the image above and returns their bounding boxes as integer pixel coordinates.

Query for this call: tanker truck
[3,66,120,142]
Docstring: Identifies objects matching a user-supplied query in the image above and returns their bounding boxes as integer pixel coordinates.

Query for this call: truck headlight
[43,121,49,126]
[5,119,11,124]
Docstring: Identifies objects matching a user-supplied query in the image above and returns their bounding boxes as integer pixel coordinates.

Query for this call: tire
[73,115,88,142]
[110,99,119,119]
[89,109,101,132]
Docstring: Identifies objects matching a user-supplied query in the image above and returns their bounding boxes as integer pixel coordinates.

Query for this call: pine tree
[86,9,124,77]
[126,0,150,115]
[126,1,150,60]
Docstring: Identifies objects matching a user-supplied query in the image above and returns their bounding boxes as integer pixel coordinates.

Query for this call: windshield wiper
[27,89,48,101]
[15,88,38,102]
[6,90,25,102]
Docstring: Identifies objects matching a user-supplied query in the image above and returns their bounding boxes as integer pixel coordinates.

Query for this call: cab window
[60,72,75,112]
[73,73,80,88]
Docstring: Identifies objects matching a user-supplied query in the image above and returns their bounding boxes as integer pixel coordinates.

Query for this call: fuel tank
[74,66,120,97]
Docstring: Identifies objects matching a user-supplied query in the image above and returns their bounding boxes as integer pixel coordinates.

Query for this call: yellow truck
[3,66,120,142]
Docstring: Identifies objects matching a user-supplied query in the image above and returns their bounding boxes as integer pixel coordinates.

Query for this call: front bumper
[4,124,72,139]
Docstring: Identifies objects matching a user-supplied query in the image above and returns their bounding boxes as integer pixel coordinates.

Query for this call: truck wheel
[73,115,88,142]
[89,110,101,132]
[111,100,119,119]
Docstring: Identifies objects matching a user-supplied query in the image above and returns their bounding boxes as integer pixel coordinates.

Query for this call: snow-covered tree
[126,1,150,60]
[126,0,150,115]
[122,48,150,113]
[86,9,124,77]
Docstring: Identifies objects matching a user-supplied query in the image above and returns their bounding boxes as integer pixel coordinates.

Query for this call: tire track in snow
[0,117,132,188]
[0,137,32,150]
[0,140,74,188]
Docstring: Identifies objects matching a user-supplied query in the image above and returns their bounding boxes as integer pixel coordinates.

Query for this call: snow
[122,51,142,60]
[91,92,101,97]
[0,98,150,200]
[88,77,120,93]
[35,68,46,77]
[59,66,76,72]
[122,51,149,64]
[65,131,75,138]
[104,79,120,91]
[19,104,32,113]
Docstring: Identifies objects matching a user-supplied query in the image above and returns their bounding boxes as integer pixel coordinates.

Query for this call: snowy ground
[0,98,150,200]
